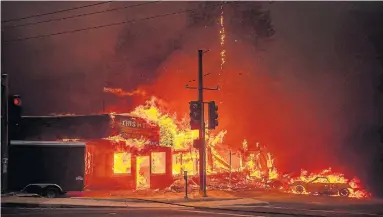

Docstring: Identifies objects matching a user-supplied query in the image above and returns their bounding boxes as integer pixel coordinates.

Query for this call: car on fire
[289,176,352,197]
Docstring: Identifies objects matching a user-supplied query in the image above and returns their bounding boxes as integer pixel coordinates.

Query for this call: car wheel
[338,188,350,197]
[44,187,59,198]
[294,185,305,194]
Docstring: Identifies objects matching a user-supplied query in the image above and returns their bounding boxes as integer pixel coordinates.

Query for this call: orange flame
[103,87,147,97]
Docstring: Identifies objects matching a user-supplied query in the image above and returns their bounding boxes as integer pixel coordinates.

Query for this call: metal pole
[197,50,207,197]
[229,150,232,186]
[1,74,9,193]
[184,171,188,199]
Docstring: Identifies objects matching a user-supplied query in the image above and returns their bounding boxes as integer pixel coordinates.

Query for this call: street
[1,207,289,217]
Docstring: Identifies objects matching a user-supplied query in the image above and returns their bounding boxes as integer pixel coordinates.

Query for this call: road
[228,190,383,216]
[2,207,290,217]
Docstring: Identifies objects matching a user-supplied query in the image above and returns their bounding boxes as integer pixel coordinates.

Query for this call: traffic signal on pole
[189,101,201,130]
[8,95,22,123]
[8,95,22,140]
[208,101,218,130]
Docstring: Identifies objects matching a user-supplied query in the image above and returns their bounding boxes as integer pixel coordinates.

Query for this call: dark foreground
[2,191,383,217]
[2,207,289,217]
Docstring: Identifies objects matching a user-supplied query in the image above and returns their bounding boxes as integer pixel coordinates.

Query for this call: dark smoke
[2,1,383,197]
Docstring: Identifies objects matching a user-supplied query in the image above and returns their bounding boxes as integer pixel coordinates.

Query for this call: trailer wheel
[44,187,59,198]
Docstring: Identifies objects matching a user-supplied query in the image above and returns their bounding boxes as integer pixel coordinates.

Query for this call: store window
[113,152,132,174]
[151,152,166,174]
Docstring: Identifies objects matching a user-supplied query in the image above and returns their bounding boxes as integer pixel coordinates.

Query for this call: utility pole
[186,50,219,197]
[1,74,9,193]
[197,50,207,197]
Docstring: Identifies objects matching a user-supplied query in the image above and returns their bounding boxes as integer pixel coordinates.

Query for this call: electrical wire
[3,2,231,44]
[2,1,161,30]
[2,1,112,23]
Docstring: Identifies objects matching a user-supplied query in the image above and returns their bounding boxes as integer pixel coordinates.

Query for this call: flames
[291,168,371,199]
[103,87,147,97]
[103,93,370,199]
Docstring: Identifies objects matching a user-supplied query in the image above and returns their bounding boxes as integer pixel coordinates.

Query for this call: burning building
[16,113,174,190]
[12,96,371,198]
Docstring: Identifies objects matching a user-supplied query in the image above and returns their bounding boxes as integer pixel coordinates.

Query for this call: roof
[10,140,86,147]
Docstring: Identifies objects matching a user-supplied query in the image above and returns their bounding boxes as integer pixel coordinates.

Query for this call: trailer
[8,140,85,198]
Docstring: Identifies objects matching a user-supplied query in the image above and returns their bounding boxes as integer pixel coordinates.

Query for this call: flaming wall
[84,140,173,190]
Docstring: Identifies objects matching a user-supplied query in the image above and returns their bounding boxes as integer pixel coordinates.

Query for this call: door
[136,156,150,189]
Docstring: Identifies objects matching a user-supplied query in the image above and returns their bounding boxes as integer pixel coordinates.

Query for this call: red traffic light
[14,98,20,105]
[13,97,22,106]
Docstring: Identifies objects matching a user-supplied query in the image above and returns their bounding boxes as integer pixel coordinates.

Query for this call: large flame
[102,87,371,199]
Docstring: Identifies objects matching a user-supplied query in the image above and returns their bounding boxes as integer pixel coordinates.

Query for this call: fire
[105,135,150,150]
[103,90,370,199]
[219,4,226,71]
[290,168,371,199]
[103,87,147,97]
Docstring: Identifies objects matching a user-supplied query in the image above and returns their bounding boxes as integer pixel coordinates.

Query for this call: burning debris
[98,95,371,199]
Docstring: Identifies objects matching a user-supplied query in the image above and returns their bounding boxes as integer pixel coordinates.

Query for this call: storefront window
[113,152,131,174]
[151,152,166,174]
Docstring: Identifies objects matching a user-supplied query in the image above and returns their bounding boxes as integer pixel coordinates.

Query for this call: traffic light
[207,101,218,129]
[8,95,22,124]
[8,95,22,140]
[193,139,201,149]
[189,101,201,130]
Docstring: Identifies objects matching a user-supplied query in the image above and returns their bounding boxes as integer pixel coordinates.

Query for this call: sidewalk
[1,195,182,208]
[2,191,269,210]
[71,189,269,206]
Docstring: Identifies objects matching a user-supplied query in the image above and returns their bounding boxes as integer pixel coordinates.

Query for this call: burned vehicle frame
[289,176,352,197]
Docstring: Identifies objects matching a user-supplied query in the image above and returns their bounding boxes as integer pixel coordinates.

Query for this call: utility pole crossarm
[203,86,220,91]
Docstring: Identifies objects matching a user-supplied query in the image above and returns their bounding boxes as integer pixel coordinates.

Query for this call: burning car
[289,176,352,197]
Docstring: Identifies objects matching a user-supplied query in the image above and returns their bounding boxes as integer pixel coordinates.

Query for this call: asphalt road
[227,190,383,216]
[1,207,291,217]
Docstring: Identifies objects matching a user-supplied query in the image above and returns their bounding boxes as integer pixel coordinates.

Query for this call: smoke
[136,2,383,195]
[2,2,383,195]
[2,1,189,115]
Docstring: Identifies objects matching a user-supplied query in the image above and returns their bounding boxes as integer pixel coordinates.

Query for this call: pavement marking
[175,209,265,217]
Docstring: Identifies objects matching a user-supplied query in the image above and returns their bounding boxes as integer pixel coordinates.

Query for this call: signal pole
[1,74,9,193]
[197,50,207,197]
[186,50,219,197]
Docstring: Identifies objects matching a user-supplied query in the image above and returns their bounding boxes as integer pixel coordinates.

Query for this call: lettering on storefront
[121,119,146,129]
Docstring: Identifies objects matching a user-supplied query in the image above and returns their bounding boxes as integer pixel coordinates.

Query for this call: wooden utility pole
[197,50,207,197]
[1,74,9,193]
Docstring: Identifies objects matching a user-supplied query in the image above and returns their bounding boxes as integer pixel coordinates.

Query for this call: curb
[1,203,126,209]
[127,198,321,217]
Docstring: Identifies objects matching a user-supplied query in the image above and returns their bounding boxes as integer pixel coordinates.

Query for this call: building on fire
[12,113,272,191]
[14,114,176,190]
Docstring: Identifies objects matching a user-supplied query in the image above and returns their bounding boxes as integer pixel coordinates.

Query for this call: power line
[2,1,161,30]
[3,2,232,44]
[2,1,112,23]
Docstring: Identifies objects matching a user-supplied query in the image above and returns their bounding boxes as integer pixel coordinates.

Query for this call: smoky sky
[2,2,383,196]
